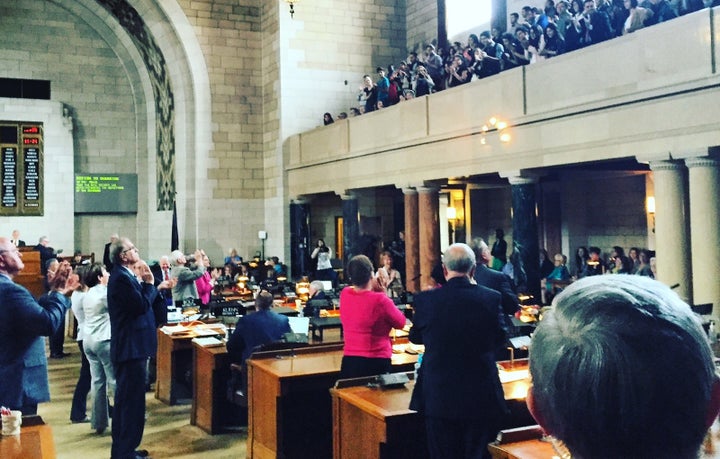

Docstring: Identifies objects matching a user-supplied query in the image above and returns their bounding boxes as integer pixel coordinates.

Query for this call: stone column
[418,186,440,290]
[289,198,310,279]
[341,192,359,270]
[649,160,692,302]
[403,188,420,293]
[685,157,720,314]
[509,176,541,301]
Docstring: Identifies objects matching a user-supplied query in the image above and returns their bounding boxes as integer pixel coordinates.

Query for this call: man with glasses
[0,237,75,415]
[107,237,164,459]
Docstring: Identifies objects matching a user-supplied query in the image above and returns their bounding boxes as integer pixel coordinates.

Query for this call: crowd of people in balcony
[322,0,716,123]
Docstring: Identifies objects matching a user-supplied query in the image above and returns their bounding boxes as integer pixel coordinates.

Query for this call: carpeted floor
[42,342,246,459]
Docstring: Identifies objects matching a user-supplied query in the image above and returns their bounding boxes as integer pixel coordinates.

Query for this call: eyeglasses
[121,246,137,254]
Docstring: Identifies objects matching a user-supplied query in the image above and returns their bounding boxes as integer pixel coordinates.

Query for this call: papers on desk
[391,343,425,354]
[192,336,225,347]
[498,368,530,384]
[160,325,191,335]
[192,328,221,337]
[195,323,227,334]
[508,336,532,349]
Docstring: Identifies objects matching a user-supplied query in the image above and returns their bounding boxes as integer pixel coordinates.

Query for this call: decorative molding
[505,176,538,186]
[648,160,685,172]
[96,0,175,211]
[684,157,720,169]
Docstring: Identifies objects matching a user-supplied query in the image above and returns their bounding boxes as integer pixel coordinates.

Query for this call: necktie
[164,268,170,281]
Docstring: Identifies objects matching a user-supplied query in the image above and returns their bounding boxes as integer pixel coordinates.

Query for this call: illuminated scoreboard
[0,122,43,216]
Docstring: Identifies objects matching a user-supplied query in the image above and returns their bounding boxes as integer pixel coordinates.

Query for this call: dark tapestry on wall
[95,0,176,211]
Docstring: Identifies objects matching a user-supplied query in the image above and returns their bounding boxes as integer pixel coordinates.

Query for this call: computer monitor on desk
[320,280,333,291]
[288,317,310,335]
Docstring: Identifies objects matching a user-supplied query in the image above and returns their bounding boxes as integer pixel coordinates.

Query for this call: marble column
[685,157,720,313]
[509,176,541,301]
[403,188,420,293]
[418,186,440,290]
[649,160,692,302]
[289,199,310,279]
[341,192,360,270]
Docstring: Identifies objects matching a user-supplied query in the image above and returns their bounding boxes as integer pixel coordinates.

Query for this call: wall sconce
[480,116,511,144]
[446,207,457,220]
[646,196,655,214]
[646,196,655,233]
[284,0,298,18]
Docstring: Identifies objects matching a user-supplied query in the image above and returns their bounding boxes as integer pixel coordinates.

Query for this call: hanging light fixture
[479,116,512,145]
[285,0,298,18]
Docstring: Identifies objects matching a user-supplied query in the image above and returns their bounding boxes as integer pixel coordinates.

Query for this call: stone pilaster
[649,160,692,302]
[403,188,419,293]
[685,157,720,314]
[417,186,440,290]
[341,192,359,270]
[289,198,310,279]
[508,176,541,301]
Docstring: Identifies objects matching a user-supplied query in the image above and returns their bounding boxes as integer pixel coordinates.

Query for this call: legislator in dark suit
[0,238,70,414]
[227,293,291,365]
[107,239,164,459]
[474,264,519,316]
[410,274,508,459]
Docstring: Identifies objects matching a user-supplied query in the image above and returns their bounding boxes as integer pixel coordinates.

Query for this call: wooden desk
[0,423,56,459]
[15,250,43,299]
[488,414,720,459]
[271,305,300,317]
[156,324,226,405]
[156,330,194,404]
[191,342,233,434]
[331,379,428,459]
[488,437,557,459]
[247,345,418,459]
[330,377,534,459]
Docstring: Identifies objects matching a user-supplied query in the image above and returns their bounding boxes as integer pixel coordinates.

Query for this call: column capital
[338,190,357,200]
[648,159,685,172]
[416,185,440,194]
[401,187,418,195]
[684,157,720,169]
[290,195,311,204]
[506,175,538,185]
[499,170,541,185]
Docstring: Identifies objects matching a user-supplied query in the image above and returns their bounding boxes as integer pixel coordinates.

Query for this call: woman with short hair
[82,263,114,434]
[339,255,407,379]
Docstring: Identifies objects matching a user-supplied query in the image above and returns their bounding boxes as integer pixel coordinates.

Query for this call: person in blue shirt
[227,291,291,365]
[375,67,390,108]
[542,253,571,303]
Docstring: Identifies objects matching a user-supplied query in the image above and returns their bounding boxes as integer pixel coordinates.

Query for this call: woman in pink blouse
[195,250,215,306]
[339,255,407,379]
